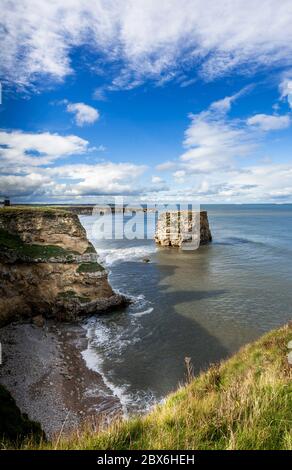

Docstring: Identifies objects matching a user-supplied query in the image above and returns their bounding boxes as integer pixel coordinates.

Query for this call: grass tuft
[76,262,104,273]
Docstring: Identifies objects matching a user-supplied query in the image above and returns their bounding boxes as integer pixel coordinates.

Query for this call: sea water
[80,204,292,415]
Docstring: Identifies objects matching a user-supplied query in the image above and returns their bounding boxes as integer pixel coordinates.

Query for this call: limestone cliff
[0,208,126,326]
[155,210,212,247]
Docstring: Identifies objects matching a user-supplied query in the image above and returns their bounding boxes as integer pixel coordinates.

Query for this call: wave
[131,307,154,318]
[81,317,157,416]
[97,245,157,267]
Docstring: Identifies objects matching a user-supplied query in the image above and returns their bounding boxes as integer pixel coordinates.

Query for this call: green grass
[0,228,77,261]
[7,322,292,450]
[84,243,97,254]
[57,290,79,300]
[76,262,104,273]
[0,206,69,215]
[57,290,91,304]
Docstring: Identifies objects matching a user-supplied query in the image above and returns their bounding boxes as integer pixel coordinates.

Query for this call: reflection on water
[80,204,292,414]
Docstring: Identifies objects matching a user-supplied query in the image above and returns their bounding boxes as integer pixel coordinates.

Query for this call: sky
[1,0,292,204]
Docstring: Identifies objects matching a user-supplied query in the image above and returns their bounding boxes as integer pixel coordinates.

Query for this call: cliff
[0,208,126,325]
[155,210,212,247]
[0,384,44,443]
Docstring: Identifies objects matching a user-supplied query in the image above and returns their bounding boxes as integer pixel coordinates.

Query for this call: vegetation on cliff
[4,323,291,450]
[0,228,77,261]
[77,262,104,273]
[0,207,126,325]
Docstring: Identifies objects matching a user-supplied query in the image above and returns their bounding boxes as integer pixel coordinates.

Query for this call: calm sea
[80,204,292,414]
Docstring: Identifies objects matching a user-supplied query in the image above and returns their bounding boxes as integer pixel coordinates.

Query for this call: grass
[57,290,91,304]
[0,206,69,215]
[0,228,77,261]
[84,243,97,254]
[5,322,291,450]
[76,262,104,273]
[57,290,79,299]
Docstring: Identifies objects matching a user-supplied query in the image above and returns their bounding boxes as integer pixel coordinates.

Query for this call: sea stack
[0,208,127,326]
[155,210,212,248]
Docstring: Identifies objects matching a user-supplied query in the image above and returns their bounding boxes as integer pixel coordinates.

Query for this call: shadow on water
[79,207,292,408]
[105,258,229,399]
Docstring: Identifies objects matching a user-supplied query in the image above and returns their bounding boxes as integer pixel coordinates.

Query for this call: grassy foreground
[4,323,292,450]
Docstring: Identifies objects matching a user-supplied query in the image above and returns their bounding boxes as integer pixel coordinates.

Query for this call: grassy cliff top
[0,206,70,215]
[10,322,292,450]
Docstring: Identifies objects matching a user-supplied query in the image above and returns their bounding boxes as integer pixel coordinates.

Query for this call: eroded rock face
[155,210,212,248]
[0,209,127,326]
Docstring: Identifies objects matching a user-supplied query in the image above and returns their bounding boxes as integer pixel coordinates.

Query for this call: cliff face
[155,210,212,248]
[0,209,126,326]
[0,384,44,443]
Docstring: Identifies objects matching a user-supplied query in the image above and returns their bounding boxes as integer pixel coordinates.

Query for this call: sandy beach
[0,319,122,439]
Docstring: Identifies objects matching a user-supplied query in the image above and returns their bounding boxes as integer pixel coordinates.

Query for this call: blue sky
[1,0,292,204]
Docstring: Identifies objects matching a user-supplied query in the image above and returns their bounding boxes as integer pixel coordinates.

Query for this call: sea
[79,204,292,416]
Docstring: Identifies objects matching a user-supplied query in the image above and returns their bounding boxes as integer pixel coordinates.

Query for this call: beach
[0,320,122,438]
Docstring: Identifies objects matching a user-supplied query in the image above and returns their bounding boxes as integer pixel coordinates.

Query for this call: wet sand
[0,320,122,438]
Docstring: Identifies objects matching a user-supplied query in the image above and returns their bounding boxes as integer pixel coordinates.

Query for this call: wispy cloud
[2,1,292,89]
[247,114,290,131]
[153,87,292,203]
[179,90,255,174]
[155,161,176,171]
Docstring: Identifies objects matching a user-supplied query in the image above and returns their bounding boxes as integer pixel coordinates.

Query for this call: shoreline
[0,320,122,438]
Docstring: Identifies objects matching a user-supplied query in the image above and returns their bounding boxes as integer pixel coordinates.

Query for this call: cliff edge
[40,323,292,450]
[0,208,126,325]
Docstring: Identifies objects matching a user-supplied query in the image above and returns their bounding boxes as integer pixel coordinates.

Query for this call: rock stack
[155,210,212,248]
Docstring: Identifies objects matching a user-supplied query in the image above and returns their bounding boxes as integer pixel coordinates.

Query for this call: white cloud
[48,162,146,196]
[150,88,292,202]
[2,1,292,89]
[176,88,291,176]
[174,88,259,175]
[0,161,147,199]
[280,77,292,109]
[0,129,148,199]
[225,164,292,201]
[179,108,254,174]
[247,113,290,131]
[155,161,176,171]
[173,170,186,183]
[0,130,89,169]
[151,176,163,184]
[143,163,292,203]
[209,87,251,113]
[66,102,100,126]
[0,173,50,197]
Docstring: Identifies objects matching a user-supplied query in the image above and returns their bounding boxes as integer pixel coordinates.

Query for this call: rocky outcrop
[0,384,45,443]
[0,208,127,326]
[155,210,212,248]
